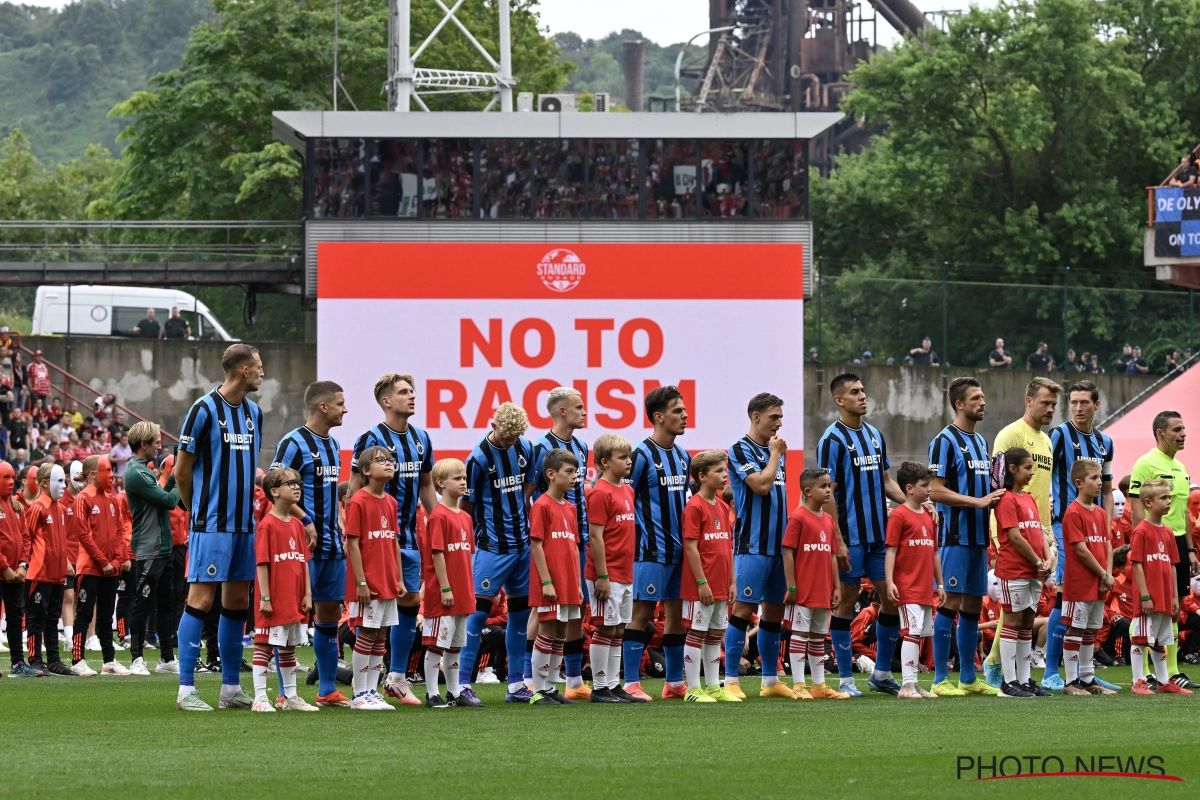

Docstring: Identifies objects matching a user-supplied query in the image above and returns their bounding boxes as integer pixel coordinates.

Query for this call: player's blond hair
[1140,478,1171,503]
[432,458,466,490]
[593,433,631,468]
[127,420,160,452]
[492,402,529,438]
[373,373,415,405]
[545,386,581,413]
[1026,376,1062,398]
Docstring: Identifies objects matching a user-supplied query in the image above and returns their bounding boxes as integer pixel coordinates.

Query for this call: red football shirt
[993,490,1045,580]
[1062,500,1110,602]
[0,497,29,572]
[585,479,635,584]
[420,505,476,618]
[681,494,732,602]
[528,494,582,608]
[343,490,400,600]
[1129,520,1180,614]
[74,486,123,576]
[885,504,938,604]
[782,506,836,608]
[255,513,310,626]
[25,494,67,584]
[61,493,80,564]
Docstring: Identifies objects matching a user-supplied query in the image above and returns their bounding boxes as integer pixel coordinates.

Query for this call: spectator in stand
[989,337,1013,369]
[26,350,50,406]
[47,397,62,422]
[108,412,128,440]
[74,429,97,461]
[47,414,73,445]
[1114,344,1133,373]
[8,447,30,474]
[110,432,132,479]
[1060,348,1081,373]
[6,411,27,452]
[807,347,820,363]
[0,325,12,350]
[132,308,160,339]
[9,349,23,410]
[0,376,13,421]
[93,393,116,422]
[1125,345,1149,375]
[0,421,7,462]
[1169,154,1200,187]
[1165,349,1184,374]
[909,336,940,367]
[30,397,46,424]
[0,346,12,386]
[1026,342,1054,371]
[853,350,873,365]
[65,400,83,430]
[53,434,74,464]
[1088,353,1104,374]
[162,307,191,340]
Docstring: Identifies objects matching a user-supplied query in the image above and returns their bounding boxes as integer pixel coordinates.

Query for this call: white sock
[442,650,461,697]
[1000,627,1018,683]
[1131,644,1145,681]
[683,641,703,690]
[901,638,920,686]
[351,640,372,696]
[177,685,195,702]
[702,639,722,688]
[252,649,270,700]
[807,639,825,685]
[367,640,385,690]
[220,683,243,698]
[533,637,553,692]
[424,650,442,697]
[64,625,72,644]
[548,650,563,689]
[788,639,807,686]
[1151,646,1169,684]
[609,639,623,690]
[1064,635,1082,683]
[589,640,612,691]
[387,670,405,683]
[762,674,778,687]
[1080,637,1095,681]
[1016,634,1032,684]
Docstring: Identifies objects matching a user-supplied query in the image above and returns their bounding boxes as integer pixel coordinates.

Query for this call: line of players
[162,343,1200,710]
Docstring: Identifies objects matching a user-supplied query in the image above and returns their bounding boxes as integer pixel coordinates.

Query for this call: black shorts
[1175,536,1192,600]
[65,573,78,593]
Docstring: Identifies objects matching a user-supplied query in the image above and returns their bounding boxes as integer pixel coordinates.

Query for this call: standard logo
[537,248,586,293]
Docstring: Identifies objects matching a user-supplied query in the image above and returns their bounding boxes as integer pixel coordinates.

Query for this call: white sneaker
[129,657,151,676]
[369,690,395,710]
[70,661,97,677]
[478,666,501,685]
[856,655,876,673]
[112,639,126,651]
[349,691,385,710]
[101,661,131,676]
[281,695,320,712]
[86,635,102,652]
[251,697,276,713]
[1031,649,1046,669]
[156,660,180,674]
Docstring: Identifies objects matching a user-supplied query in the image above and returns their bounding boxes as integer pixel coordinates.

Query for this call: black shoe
[1025,680,1055,697]
[544,689,575,705]
[610,685,646,703]
[306,665,320,685]
[205,659,222,674]
[240,658,252,673]
[28,659,48,675]
[590,687,624,704]
[425,693,450,709]
[1171,672,1200,690]
[1114,657,1128,667]
[529,690,559,705]
[47,661,73,677]
[999,680,1033,697]
[1184,653,1200,666]
[1146,674,1162,691]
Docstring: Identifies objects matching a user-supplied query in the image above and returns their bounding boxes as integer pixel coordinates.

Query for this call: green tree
[811,0,1200,369]
[108,0,570,222]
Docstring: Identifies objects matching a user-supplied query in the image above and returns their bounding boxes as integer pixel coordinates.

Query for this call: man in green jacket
[125,420,181,676]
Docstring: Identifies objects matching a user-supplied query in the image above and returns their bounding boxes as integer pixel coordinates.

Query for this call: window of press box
[311,138,367,218]
[588,139,640,219]
[530,139,586,218]
[752,139,807,219]
[480,138,533,218]
[645,139,698,219]
[700,141,750,218]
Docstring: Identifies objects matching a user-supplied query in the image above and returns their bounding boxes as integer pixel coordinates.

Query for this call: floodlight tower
[387,0,514,112]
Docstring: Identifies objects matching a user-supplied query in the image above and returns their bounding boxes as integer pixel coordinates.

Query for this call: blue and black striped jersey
[928,424,991,547]
[529,432,589,545]
[464,435,535,555]
[727,436,787,556]
[817,420,891,546]
[178,389,263,534]
[627,438,690,564]
[1050,421,1113,521]
[272,427,342,560]
[351,422,433,551]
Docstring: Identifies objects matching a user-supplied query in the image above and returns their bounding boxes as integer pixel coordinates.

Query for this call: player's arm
[588,521,609,602]
[1101,477,1114,523]
[933,548,946,605]
[418,472,436,515]
[929,476,1002,508]
[173,451,196,509]
[739,441,785,496]
[530,537,555,603]
[881,470,906,506]
[256,562,272,617]
[459,457,476,517]
[1186,502,1200,576]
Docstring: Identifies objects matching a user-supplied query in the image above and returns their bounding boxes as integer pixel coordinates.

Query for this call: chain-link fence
[806,261,1197,376]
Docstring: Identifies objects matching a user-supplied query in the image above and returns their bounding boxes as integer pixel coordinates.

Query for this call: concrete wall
[802,362,1155,467]
[23,339,1157,472]
[26,337,314,469]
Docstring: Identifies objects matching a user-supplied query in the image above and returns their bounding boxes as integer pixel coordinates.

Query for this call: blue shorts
[939,544,989,597]
[839,540,887,584]
[473,549,529,598]
[309,557,346,603]
[1051,521,1065,586]
[579,548,590,603]
[400,548,421,594]
[734,554,787,604]
[633,560,682,601]
[187,532,256,583]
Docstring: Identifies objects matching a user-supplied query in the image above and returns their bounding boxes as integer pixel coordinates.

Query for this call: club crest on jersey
[819,531,826,542]
[206,563,218,577]
[78,589,87,603]
[518,456,527,469]
[416,442,424,456]
[948,576,958,588]
[743,586,753,597]
[646,583,656,595]
[289,537,296,550]
[871,437,879,448]
[1159,541,1166,552]
[481,578,492,591]
[141,583,152,597]
[109,503,115,515]
[246,416,254,432]
[381,515,388,528]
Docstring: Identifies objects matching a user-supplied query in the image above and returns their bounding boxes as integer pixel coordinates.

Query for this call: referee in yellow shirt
[983,377,1061,691]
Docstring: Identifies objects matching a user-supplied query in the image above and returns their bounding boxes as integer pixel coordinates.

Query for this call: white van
[31,286,236,341]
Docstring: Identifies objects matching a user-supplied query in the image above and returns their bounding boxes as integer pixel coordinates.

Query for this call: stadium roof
[272,110,845,155]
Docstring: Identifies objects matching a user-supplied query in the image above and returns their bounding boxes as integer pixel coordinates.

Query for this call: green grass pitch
[3,658,1195,798]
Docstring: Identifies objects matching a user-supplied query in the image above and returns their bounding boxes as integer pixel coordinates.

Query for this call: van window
[197,315,223,340]
[112,307,169,337]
